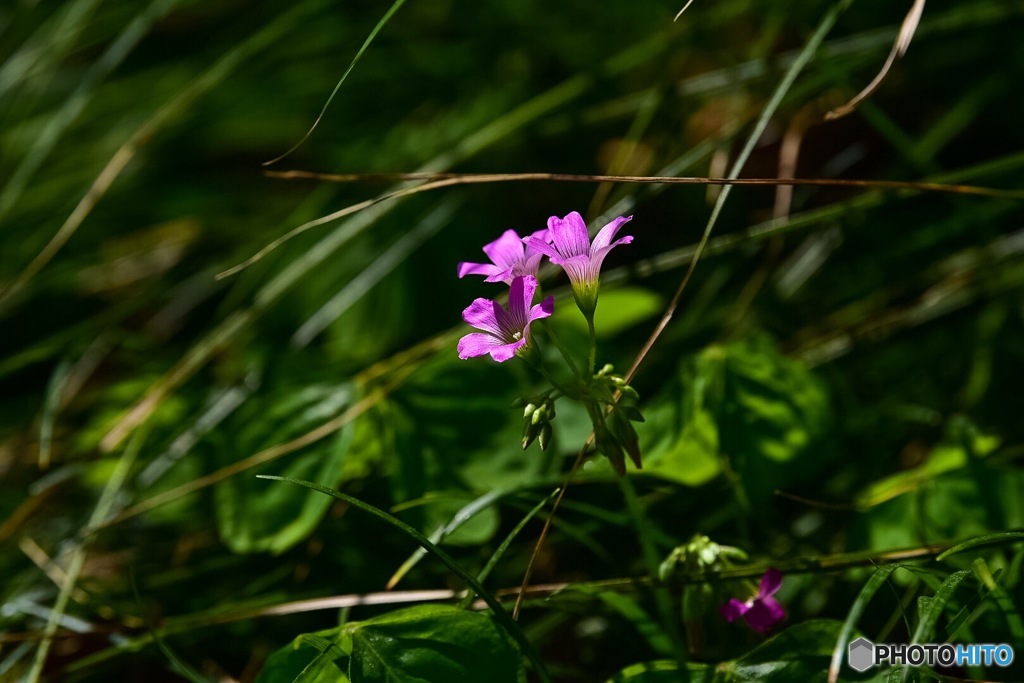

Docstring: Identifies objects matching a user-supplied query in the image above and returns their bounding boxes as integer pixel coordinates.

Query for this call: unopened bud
[538,423,553,451]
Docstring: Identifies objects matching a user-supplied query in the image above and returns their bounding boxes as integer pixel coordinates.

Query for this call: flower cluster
[456,211,640,475]
[456,211,633,361]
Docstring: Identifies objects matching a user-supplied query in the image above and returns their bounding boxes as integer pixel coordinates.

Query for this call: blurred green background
[2,0,1024,680]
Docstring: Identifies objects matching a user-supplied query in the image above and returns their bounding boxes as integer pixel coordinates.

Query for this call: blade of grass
[937,531,1024,561]
[292,196,457,347]
[0,0,322,308]
[900,569,972,682]
[826,0,926,120]
[0,0,180,225]
[24,429,147,683]
[0,0,103,101]
[256,475,553,683]
[971,558,1024,646]
[828,563,900,683]
[263,0,408,166]
[387,486,508,590]
[457,489,560,609]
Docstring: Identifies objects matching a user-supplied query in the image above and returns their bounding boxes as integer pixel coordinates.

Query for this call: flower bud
[538,422,553,451]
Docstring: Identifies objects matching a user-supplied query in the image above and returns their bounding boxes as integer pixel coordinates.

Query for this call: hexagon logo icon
[848,637,875,672]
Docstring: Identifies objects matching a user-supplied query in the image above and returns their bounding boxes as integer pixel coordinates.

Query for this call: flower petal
[514,253,546,279]
[588,236,633,279]
[744,596,785,633]
[488,337,527,362]
[525,228,552,251]
[506,275,537,330]
[759,568,783,598]
[548,211,591,260]
[458,261,503,279]
[523,236,561,262]
[719,599,750,623]
[481,229,526,269]
[483,267,515,284]
[458,332,500,359]
[462,298,504,336]
[529,295,554,322]
[558,254,592,285]
[591,215,633,252]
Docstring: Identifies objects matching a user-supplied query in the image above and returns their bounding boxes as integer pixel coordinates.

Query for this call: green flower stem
[586,314,597,376]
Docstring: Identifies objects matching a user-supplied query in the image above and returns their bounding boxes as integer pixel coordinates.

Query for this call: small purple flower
[458,275,554,362]
[720,568,786,633]
[524,211,632,316]
[457,228,552,284]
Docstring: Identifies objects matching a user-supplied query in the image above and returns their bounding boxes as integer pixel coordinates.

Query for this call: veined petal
[591,215,633,252]
[523,236,561,262]
[514,253,545,279]
[528,295,554,322]
[462,298,504,336]
[588,235,633,279]
[458,332,500,359]
[759,568,783,598]
[548,211,591,260]
[457,261,503,279]
[481,229,525,268]
[558,254,592,285]
[506,275,537,330]
[483,267,515,284]
[719,599,750,623]
[489,337,527,362]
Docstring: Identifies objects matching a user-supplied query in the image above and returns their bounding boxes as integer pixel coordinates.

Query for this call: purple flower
[524,211,632,316]
[458,275,554,362]
[457,229,552,284]
[720,568,786,633]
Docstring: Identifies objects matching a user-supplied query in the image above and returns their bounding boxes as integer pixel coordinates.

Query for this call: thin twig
[265,169,1018,198]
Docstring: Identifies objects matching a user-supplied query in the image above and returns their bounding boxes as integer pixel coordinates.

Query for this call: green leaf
[348,605,525,683]
[258,605,525,683]
[829,564,900,683]
[641,407,720,486]
[607,660,710,682]
[857,427,1000,508]
[853,468,1024,552]
[937,531,1024,561]
[641,336,832,501]
[213,381,358,554]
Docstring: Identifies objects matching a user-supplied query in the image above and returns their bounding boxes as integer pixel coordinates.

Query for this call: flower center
[512,331,523,341]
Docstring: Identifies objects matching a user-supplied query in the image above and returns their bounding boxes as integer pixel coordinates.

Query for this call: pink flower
[524,211,632,316]
[458,275,554,362]
[457,229,552,284]
[720,569,786,633]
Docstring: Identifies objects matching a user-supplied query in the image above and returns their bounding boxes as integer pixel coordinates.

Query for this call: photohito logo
[848,637,1015,672]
